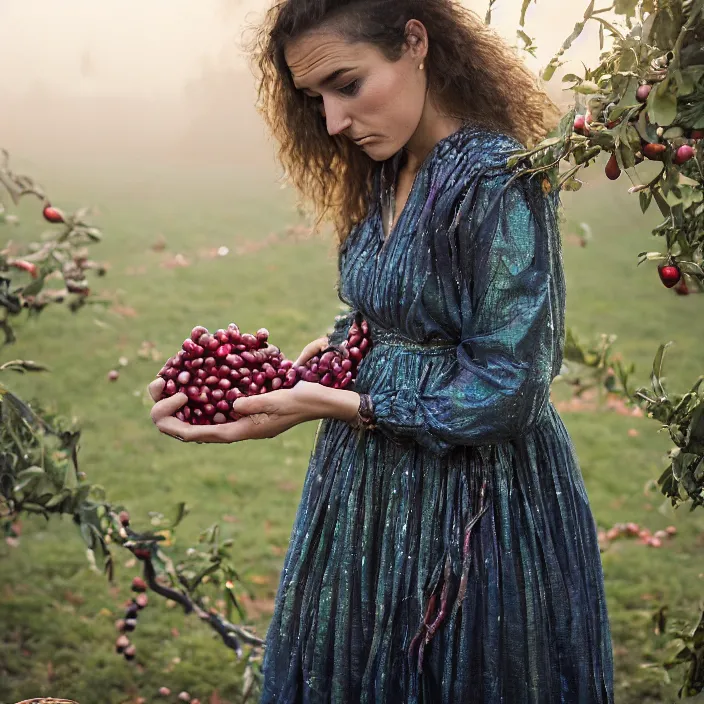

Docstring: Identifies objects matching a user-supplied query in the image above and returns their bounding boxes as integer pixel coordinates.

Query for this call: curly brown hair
[245,0,561,245]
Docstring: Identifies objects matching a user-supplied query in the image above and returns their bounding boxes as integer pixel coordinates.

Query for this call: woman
[149,1,614,701]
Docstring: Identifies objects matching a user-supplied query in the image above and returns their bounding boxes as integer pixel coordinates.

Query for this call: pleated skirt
[259,403,614,703]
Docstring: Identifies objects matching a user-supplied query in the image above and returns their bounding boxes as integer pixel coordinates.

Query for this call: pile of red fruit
[296,318,370,386]
[158,319,373,425]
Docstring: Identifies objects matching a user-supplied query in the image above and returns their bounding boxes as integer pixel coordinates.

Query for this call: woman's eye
[338,80,360,96]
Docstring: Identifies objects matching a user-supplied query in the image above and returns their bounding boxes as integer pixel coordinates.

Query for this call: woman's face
[284,23,428,162]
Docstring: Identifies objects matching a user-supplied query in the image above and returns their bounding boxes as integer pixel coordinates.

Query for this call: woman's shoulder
[452,125,526,173]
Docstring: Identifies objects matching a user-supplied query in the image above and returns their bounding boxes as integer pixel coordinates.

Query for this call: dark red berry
[658,264,681,288]
[636,84,652,103]
[43,204,65,223]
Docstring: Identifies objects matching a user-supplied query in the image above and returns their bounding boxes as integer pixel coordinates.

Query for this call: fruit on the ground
[132,576,147,593]
[115,634,130,651]
[601,521,677,548]
[636,84,652,103]
[605,153,621,180]
[643,142,667,159]
[42,204,65,224]
[124,618,137,631]
[108,370,119,381]
[159,688,171,697]
[124,644,136,660]
[135,593,148,609]
[159,320,373,425]
[658,264,682,288]
[673,144,695,164]
[178,693,191,703]
[115,635,130,653]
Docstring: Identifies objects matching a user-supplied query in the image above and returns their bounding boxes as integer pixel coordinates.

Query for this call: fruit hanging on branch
[0,149,107,336]
[42,204,65,224]
[636,84,653,103]
[673,144,695,164]
[658,263,682,288]
[642,142,667,160]
[157,320,373,425]
[605,153,621,180]
[507,2,704,290]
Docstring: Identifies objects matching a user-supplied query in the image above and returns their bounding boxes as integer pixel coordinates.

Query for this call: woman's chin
[359,138,393,161]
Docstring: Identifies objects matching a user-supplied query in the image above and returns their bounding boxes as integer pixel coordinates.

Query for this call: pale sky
[0,0,618,170]
[0,0,613,98]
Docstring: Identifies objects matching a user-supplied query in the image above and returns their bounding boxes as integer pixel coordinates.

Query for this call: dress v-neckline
[382,158,422,242]
[379,123,474,246]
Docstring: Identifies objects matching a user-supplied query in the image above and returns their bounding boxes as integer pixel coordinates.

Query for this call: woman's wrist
[309,384,361,423]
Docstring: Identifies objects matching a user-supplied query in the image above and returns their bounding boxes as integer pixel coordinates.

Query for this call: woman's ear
[404,20,429,59]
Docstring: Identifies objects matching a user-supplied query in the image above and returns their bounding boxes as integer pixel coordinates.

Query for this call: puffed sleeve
[370,172,564,456]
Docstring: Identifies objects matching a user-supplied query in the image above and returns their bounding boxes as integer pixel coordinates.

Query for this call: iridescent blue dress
[260,125,614,703]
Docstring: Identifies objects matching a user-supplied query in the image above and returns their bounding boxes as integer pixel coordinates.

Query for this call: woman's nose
[324,100,352,137]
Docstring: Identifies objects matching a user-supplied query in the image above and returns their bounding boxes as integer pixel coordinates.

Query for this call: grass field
[0,153,703,704]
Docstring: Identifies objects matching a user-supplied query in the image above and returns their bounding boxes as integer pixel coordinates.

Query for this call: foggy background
[0,0,615,180]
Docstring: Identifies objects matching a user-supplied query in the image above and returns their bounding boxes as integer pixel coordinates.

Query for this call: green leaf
[573,81,601,95]
[562,73,583,84]
[516,29,535,50]
[651,188,672,218]
[20,502,50,519]
[651,342,672,400]
[168,501,189,529]
[519,0,534,26]
[647,78,678,127]
[13,466,45,492]
[639,190,653,213]
[614,0,638,16]
[44,490,69,509]
[62,463,78,491]
[687,403,704,453]
[542,60,563,82]
[16,465,45,481]
[21,275,45,297]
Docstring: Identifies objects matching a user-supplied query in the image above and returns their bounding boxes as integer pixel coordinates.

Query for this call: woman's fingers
[148,377,166,402]
[294,336,329,367]
[154,414,194,441]
[150,392,188,424]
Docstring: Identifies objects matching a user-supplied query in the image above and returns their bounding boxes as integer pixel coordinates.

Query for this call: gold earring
[419,62,425,70]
